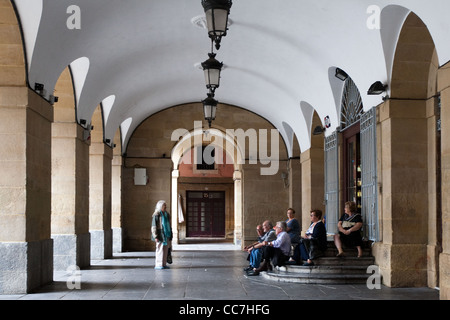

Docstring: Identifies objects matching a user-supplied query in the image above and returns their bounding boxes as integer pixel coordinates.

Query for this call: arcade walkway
[0,244,439,300]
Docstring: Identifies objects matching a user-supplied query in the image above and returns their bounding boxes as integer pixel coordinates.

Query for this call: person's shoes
[243,266,253,272]
[255,260,268,273]
[154,266,164,270]
[163,266,170,269]
[302,261,314,266]
[336,252,345,257]
[246,270,260,276]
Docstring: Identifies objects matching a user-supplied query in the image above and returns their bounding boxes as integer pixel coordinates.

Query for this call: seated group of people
[243,202,363,276]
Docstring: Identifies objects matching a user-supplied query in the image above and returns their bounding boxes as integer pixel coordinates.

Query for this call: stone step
[312,256,375,266]
[279,264,370,275]
[260,241,377,285]
[297,240,373,257]
[261,270,371,284]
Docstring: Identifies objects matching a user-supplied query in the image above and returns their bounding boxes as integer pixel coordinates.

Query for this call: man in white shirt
[247,221,291,276]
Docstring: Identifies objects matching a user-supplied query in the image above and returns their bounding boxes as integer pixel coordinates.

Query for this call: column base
[0,239,53,294]
[112,227,122,253]
[90,229,113,260]
[373,243,427,288]
[52,233,90,271]
[439,252,450,300]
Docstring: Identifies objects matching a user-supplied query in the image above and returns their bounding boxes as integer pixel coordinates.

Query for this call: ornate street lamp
[201,0,232,50]
[202,93,218,128]
[201,53,223,94]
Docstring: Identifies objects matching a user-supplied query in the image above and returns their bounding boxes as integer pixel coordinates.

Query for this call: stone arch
[0,1,27,87]
[53,67,76,121]
[390,12,437,99]
[171,127,245,172]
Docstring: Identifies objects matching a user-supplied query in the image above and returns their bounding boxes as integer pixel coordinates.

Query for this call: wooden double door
[186,191,225,237]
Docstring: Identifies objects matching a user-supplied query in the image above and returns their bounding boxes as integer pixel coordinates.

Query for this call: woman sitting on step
[334,201,363,258]
[292,209,327,266]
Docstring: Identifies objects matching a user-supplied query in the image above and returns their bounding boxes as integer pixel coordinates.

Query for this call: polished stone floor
[0,244,440,301]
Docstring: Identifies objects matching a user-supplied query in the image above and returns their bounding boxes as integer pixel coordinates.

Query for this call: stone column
[300,147,325,235]
[171,169,179,245]
[0,88,53,294]
[425,96,440,289]
[89,142,113,260]
[233,170,243,247]
[112,152,122,253]
[377,99,428,287]
[439,79,450,299]
[51,123,90,270]
[288,158,302,219]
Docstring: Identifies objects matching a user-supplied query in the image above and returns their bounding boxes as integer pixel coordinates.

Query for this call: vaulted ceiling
[12,0,450,155]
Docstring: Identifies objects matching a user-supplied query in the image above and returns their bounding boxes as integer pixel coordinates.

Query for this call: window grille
[341,78,364,131]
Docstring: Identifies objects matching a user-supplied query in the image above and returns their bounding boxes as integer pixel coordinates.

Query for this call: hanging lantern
[202,93,218,128]
[201,53,223,94]
[201,0,232,50]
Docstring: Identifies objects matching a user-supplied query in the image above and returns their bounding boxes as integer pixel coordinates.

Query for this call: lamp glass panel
[205,9,228,36]
[204,105,212,119]
[204,69,220,88]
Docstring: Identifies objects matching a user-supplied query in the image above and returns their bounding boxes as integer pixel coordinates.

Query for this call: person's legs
[155,242,164,268]
[334,233,345,257]
[356,246,363,258]
[272,248,288,267]
[249,248,262,268]
[248,246,272,275]
[299,242,309,262]
[162,240,171,268]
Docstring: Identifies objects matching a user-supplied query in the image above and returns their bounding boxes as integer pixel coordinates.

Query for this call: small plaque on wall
[134,168,148,186]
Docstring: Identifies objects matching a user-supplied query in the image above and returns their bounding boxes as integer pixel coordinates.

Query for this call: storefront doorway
[342,122,361,213]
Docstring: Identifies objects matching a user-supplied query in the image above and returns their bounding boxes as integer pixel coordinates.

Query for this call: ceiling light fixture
[335,68,349,81]
[201,53,223,94]
[367,81,388,95]
[201,0,233,51]
[202,93,218,128]
[313,126,326,136]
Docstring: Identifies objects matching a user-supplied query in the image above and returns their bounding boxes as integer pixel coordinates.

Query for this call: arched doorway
[340,78,364,214]
[171,127,244,246]
[324,73,379,241]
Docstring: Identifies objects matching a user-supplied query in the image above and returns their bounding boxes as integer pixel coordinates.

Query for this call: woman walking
[151,200,172,269]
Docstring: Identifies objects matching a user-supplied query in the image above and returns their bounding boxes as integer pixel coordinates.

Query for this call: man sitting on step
[243,220,277,272]
[247,221,291,276]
